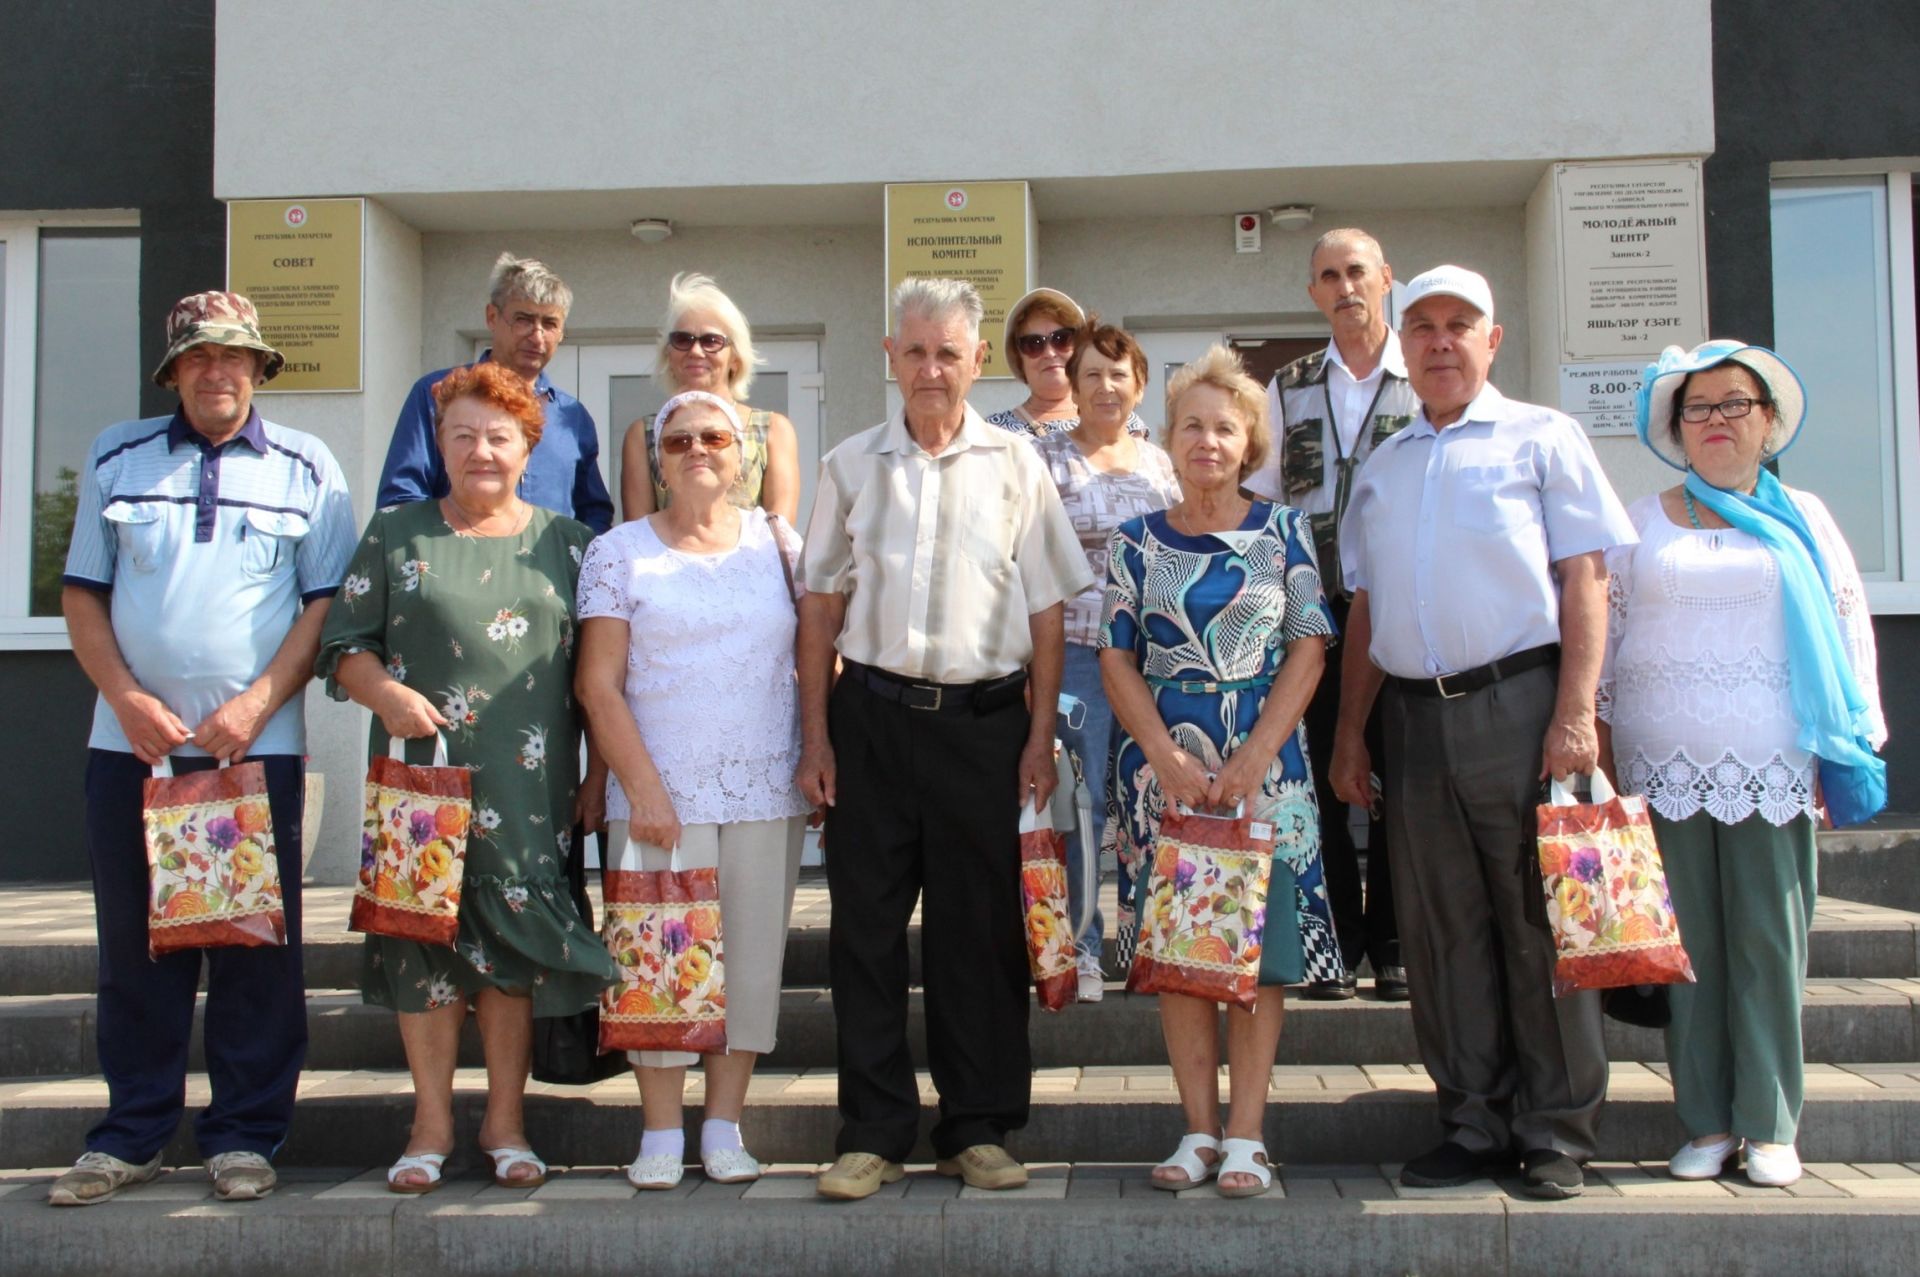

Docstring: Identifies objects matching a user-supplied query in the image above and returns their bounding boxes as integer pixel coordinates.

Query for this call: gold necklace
[446,497,527,537]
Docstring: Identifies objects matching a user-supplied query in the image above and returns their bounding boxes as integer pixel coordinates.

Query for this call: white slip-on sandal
[482,1146,548,1189]
[1216,1138,1274,1198]
[386,1152,447,1195]
[701,1147,762,1184]
[627,1152,685,1190]
[1151,1132,1221,1191]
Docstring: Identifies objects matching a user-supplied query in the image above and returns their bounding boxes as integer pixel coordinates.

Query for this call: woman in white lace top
[1598,341,1886,1189]
[575,390,810,1190]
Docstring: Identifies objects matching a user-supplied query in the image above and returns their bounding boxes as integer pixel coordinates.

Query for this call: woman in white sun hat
[1596,339,1886,1189]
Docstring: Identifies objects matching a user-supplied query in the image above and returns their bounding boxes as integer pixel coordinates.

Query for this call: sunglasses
[1014,327,1076,357]
[667,330,731,354]
[659,428,736,455]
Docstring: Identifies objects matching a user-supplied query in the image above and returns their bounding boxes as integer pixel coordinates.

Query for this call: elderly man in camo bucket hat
[52,289,355,1208]
[151,290,287,387]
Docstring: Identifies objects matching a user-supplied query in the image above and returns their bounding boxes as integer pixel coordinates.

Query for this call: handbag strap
[1548,771,1618,807]
[388,731,450,767]
[767,512,801,615]
[151,754,234,779]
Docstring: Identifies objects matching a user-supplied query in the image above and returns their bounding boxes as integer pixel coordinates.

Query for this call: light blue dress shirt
[1340,383,1636,680]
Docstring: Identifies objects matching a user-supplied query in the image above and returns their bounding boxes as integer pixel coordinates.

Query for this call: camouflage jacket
[1274,347,1419,594]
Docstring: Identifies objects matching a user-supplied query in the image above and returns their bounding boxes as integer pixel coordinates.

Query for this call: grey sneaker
[205,1150,277,1201]
[47,1150,163,1206]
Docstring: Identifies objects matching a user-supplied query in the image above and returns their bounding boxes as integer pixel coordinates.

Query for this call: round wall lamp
[1267,205,1315,232]
[629,218,673,244]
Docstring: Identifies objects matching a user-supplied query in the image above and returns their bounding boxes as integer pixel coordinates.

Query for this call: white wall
[215,1,1713,207]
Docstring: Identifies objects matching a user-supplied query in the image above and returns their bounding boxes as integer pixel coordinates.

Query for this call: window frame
[1770,164,1920,614]
[0,212,141,650]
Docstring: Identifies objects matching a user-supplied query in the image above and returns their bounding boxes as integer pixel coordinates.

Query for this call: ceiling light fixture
[1267,205,1315,232]
[629,218,673,244]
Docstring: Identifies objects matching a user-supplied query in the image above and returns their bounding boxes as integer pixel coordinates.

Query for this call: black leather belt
[1389,643,1559,700]
[842,660,1028,713]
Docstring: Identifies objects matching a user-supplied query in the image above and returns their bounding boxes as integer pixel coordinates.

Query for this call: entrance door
[575,340,825,526]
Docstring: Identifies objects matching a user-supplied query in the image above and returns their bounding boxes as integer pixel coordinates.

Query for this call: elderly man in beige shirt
[798,278,1093,1200]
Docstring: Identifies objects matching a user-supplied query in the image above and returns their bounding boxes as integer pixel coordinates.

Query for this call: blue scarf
[1684,468,1886,826]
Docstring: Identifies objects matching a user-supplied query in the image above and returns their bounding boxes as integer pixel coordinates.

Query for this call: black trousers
[84,750,309,1161]
[825,673,1032,1161]
[1306,593,1399,972]
[1379,665,1607,1159]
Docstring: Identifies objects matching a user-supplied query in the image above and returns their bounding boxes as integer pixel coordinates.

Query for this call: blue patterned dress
[1097,501,1344,985]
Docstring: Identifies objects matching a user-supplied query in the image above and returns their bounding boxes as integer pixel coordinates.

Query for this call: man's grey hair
[891,277,984,342]
[1308,228,1387,270]
[488,251,574,316]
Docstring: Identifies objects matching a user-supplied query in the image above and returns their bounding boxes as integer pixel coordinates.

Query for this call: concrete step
[3,883,1917,996]
[9,978,1920,1078]
[4,1161,1920,1277]
[10,1160,1920,1277]
[5,1063,1920,1172]
[1821,823,1920,915]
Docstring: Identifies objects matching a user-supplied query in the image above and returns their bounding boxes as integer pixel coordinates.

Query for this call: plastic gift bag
[1020,797,1076,1012]
[1536,771,1696,997]
[1126,803,1276,1011]
[598,850,727,1055]
[350,733,470,947]
[143,757,287,958]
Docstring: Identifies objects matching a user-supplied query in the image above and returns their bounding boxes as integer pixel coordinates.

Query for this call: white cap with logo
[1399,265,1495,322]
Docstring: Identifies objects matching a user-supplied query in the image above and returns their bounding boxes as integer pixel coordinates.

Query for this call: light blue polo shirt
[64,408,357,756]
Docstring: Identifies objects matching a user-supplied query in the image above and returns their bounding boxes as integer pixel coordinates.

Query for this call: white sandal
[1216,1138,1273,1198]
[701,1146,762,1184]
[482,1146,548,1189]
[1151,1132,1221,1191]
[626,1152,685,1190]
[386,1151,447,1195]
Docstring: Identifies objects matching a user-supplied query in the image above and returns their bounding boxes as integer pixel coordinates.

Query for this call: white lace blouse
[576,509,810,827]
[1598,489,1885,826]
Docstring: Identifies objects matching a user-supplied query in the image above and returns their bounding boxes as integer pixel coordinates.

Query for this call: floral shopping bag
[1020,797,1076,1012]
[350,733,470,947]
[1536,771,1696,997]
[1126,803,1275,1011]
[598,859,727,1054]
[143,758,287,959]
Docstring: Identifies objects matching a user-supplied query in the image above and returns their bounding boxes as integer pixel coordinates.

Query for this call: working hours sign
[227,198,364,392]
[884,182,1034,379]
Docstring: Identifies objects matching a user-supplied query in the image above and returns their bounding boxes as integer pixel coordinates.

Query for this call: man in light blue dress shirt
[1329,266,1636,1200]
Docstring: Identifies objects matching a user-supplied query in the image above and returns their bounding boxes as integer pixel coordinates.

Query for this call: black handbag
[530,825,629,1085]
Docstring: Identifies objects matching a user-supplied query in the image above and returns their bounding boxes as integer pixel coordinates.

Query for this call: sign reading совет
[227,198,363,392]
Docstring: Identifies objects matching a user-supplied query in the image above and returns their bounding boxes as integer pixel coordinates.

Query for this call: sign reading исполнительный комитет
[884,181,1034,380]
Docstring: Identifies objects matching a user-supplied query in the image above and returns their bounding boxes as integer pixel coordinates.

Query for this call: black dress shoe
[1519,1149,1585,1199]
[1303,973,1358,1001]
[1373,965,1409,1001]
[1399,1141,1500,1188]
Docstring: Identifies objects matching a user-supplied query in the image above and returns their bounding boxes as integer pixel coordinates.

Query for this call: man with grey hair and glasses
[377,251,613,531]
[797,277,1092,1200]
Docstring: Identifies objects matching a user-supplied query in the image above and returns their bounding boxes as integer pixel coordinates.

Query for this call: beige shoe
[816,1152,904,1200]
[935,1144,1028,1190]
[205,1150,277,1201]
[47,1151,162,1206]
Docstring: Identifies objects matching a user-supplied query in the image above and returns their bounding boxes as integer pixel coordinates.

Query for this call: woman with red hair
[319,360,619,1194]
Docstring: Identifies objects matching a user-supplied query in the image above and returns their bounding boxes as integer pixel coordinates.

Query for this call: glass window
[31,231,139,614]
[1770,178,1898,576]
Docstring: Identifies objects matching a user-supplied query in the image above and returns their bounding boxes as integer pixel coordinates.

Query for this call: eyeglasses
[659,429,736,455]
[1679,396,1768,423]
[1014,327,1075,357]
[667,330,731,354]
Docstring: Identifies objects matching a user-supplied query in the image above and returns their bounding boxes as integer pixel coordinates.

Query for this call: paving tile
[1853,1162,1919,1178]
[1834,1177,1920,1199]
[1802,1162,1866,1180]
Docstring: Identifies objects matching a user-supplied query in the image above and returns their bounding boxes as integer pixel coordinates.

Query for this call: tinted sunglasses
[659,428,736,455]
[1015,327,1076,357]
[667,330,731,354]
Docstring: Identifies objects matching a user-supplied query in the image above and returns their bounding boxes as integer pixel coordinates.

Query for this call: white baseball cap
[1399,265,1495,323]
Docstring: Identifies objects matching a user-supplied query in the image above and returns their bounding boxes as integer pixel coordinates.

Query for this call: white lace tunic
[576,510,809,827]
[1598,490,1885,826]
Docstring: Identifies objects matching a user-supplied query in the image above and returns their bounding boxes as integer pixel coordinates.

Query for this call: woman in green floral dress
[317,363,618,1193]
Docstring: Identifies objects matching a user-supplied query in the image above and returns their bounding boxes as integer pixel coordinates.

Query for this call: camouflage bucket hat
[151,291,285,386]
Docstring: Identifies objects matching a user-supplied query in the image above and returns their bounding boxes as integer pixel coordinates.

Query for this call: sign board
[227,198,363,392]
[1555,161,1706,361]
[1559,361,1647,436]
[884,182,1033,379]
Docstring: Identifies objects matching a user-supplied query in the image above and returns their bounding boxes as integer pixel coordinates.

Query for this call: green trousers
[1655,808,1817,1144]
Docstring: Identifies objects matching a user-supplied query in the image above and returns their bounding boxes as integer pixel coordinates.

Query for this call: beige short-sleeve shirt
[800,404,1096,683]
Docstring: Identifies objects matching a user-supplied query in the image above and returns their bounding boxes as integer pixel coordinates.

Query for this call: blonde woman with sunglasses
[579,390,811,1190]
[619,273,800,524]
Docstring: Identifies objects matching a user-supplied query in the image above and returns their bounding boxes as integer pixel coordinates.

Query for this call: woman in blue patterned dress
[1098,345,1340,1198]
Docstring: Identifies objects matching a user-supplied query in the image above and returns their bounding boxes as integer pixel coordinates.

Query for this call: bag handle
[150,754,234,779]
[1548,770,1618,807]
[1019,795,1053,833]
[388,731,450,767]
[767,512,801,615]
[1173,798,1246,820]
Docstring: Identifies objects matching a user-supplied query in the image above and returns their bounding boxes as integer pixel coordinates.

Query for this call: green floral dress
[317,500,620,1016]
